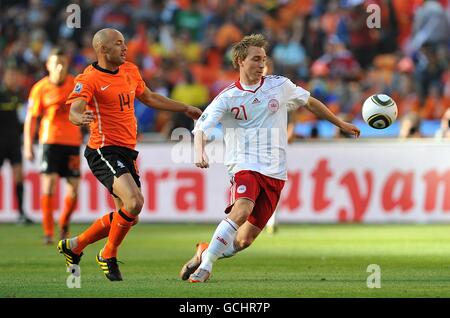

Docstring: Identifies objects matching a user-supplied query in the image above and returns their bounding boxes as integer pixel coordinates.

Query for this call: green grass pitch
[1,223,450,298]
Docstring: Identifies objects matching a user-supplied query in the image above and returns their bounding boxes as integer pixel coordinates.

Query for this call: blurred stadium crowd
[1,0,449,139]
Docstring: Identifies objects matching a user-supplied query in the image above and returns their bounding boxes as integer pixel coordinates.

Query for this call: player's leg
[58,177,79,239]
[100,173,143,258]
[180,221,261,280]
[181,171,258,281]
[40,144,62,244]
[9,135,32,224]
[58,147,81,239]
[188,172,284,282]
[218,177,283,260]
[96,173,143,281]
[12,162,32,224]
[66,196,138,255]
[223,221,261,257]
[41,172,58,244]
[183,171,259,282]
[187,198,253,282]
[59,197,137,268]
[216,188,276,258]
[59,146,141,280]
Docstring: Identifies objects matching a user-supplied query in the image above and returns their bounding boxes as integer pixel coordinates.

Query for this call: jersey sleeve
[66,73,94,105]
[192,97,228,139]
[27,82,43,117]
[282,78,310,111]
[133,67,146,97]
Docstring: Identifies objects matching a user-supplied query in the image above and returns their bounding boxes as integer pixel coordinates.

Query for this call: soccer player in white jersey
[180,34,360,283]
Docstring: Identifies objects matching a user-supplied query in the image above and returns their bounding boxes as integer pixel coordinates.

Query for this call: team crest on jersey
[237,185,247,194]
[268,99,280,112]
[74,83,83,93]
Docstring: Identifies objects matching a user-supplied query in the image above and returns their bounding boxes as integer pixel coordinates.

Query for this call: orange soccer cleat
[179,242,209,281]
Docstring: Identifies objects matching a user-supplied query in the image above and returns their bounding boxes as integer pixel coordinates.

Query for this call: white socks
[199,218,238,272]
[69,237,78,249]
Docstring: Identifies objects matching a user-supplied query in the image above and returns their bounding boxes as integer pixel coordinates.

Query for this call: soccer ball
[362,94,398,129]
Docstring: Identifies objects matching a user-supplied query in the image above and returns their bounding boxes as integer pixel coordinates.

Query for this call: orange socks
[59,195,77,230]
[72,212,114,255]
[102,208,136,259]
[41,194,54,238]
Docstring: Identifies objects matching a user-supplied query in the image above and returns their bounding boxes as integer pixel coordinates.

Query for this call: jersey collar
[235,76,265,93]
[92,62,119,75]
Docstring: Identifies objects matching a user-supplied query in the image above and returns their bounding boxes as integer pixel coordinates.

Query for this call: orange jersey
[28,75,82,146]
[66,62,145,150]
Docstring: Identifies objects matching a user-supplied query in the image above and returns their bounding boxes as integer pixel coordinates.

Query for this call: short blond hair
[231,34,268,69]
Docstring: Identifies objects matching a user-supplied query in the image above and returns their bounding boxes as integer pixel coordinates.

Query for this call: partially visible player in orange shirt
[58,28,202,281]
[24,48,82,245]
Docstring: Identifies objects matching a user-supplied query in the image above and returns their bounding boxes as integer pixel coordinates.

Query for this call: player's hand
[185,106,202,120]
[81,110,95,125]
[339,122,360,138]
[195,151,209,169]
[24,146,34,161]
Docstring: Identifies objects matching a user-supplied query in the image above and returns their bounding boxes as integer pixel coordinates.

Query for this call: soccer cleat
[189,268,211,283]
[179,242,209,281]
[57,239,83,266]
[96,251,123,281]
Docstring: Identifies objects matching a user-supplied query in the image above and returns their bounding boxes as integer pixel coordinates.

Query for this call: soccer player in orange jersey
[24,48,82,245]
[58,28,202,281]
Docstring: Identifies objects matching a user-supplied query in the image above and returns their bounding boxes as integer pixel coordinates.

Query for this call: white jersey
[193,75,310,180]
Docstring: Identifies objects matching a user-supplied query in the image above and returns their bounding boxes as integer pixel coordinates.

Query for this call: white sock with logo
[202,240,237,260]
[199,218,238,272]
[219,240,237,258]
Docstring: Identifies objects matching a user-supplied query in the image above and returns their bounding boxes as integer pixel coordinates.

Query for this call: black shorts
[0,133,22,166]
[84,145,140,197]
[40,144,81,178]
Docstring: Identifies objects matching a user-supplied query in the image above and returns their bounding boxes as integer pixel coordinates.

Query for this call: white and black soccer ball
[362,94,398,129]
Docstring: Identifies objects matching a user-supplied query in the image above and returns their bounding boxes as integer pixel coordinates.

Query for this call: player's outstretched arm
[137,87,202,120]
[194,130,209,169]
[306,96,360,138]
[69,99,94,126]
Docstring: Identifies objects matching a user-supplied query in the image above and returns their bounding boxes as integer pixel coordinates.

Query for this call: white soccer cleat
[188,268,211,283]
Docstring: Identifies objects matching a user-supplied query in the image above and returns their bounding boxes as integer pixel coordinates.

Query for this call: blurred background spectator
[1,0,448,140]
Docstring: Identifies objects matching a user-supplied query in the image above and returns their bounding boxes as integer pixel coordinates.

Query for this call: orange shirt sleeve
[133,66,146,97]
[66,73,94,105]
[27,81,43,117]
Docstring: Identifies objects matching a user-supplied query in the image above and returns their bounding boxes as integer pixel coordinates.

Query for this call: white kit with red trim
[193,75,310,180]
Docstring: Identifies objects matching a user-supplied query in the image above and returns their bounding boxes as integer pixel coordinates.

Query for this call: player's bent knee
[124,193,144,214]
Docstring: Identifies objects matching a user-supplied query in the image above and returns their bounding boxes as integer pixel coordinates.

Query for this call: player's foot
[44,236,54,245]
[17,214,33,225]
[189,268,211,283]
[58,239,83,266]
[60,226,70,240]
[179,242,209,281]
[96,251,123,281]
